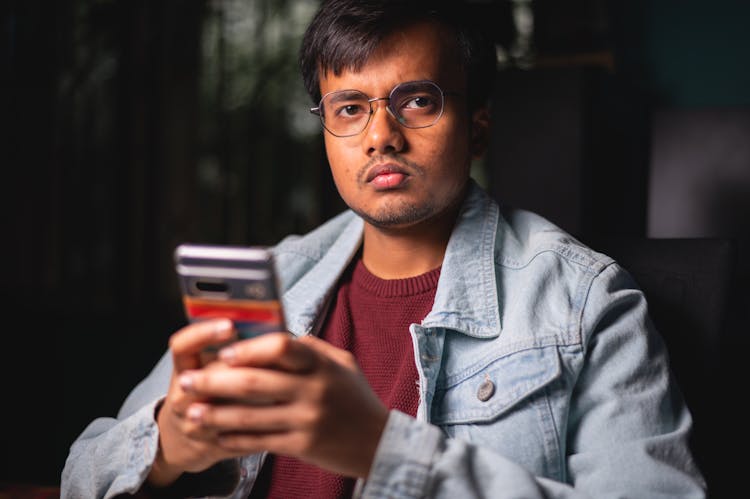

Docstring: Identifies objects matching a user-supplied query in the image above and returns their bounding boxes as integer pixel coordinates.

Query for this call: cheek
[324,138,358,193]
[324,137,345,171]
[431,113,472,156]
[424,127,472,171]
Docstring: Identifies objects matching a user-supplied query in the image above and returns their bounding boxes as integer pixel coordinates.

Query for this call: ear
[470,107,491,159]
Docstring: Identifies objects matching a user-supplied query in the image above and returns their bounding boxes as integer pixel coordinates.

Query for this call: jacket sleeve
[60,351,172,498]
[60,351,242,499]
[361,263,707,499]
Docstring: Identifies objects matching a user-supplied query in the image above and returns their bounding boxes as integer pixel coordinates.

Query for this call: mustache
[356,154,426,183]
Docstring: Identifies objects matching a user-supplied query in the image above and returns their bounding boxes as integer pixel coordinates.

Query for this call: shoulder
[270,209,362,292]
[490,203,638,347]
[461,182,615,276]
[494,205,615,277]
[273,210,357,258]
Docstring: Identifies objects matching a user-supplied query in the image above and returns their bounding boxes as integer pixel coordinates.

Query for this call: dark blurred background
[2,0,749,496]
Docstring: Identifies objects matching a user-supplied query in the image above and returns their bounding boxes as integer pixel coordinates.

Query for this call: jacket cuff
[361,410,442,498]
[113,398,163,494]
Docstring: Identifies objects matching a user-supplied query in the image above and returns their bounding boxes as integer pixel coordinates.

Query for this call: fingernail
[179,373,194,391]
[187,404,204,422]
[219,347,235,363]
[214,319,233,338]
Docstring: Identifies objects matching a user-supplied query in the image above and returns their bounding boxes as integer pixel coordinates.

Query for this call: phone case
[174,243,286,340]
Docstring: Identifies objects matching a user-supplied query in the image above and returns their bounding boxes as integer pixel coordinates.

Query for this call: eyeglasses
[310,80,458,138]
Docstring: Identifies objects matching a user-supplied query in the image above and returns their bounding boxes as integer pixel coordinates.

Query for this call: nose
[361,99,406,156]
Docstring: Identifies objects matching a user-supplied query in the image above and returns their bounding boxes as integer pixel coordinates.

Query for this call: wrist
[147,433,185,487]
[147,400,184,487]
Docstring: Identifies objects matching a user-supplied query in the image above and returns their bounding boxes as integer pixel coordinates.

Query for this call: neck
[361,201,461,280]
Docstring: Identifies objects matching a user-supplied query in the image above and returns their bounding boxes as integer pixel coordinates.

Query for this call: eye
[321,90,370,122]
[399,93,439,116]
[403,95,434,109]
[338,104,365,117]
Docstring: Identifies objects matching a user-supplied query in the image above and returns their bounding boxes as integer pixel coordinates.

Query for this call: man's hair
[299,0,497,112]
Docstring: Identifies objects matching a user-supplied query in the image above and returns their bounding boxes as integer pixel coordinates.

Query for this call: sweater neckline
[352,258,441,298]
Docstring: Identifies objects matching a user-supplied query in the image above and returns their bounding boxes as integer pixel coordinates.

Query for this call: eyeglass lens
[319,81,445,137]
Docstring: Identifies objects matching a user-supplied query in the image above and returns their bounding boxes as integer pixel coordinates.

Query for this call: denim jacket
[62,181,706,498]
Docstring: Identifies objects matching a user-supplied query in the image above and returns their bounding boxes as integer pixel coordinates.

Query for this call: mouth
[365,163,411,190]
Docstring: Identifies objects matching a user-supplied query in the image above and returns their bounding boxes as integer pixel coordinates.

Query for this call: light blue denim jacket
[62,181,706,498]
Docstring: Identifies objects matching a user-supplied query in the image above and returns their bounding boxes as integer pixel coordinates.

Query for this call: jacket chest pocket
[431,345,564,479]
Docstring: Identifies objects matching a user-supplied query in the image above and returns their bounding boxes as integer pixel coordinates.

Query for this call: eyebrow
[393,81,430,93]
[327,90,366,104]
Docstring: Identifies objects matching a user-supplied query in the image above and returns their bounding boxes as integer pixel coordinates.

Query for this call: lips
[365,163,411,190]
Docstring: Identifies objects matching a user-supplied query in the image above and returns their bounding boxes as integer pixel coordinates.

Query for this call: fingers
[186,402,298,435]
[165,333,388,479]
[169,319,236,371]
[219,332,317,373]
[179,365,299,403]
[181,402,322,460]
[217,431,309,460]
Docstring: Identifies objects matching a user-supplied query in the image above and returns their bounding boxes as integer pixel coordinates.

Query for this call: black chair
[585,236,737,498]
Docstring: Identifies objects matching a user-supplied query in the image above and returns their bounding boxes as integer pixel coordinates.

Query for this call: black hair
[299,0,497,111]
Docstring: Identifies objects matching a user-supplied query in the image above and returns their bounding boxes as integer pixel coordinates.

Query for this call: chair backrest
[584,236,736,495]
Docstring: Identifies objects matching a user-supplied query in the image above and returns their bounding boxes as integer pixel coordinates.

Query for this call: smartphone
[174,243,286,341]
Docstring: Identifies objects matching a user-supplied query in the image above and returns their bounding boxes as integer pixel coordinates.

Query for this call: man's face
[318,21,481,230]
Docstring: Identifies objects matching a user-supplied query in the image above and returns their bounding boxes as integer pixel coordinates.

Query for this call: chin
[353,202,435,229]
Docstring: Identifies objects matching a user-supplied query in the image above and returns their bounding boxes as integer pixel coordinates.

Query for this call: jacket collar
[281,180,501,339]
[281,213,363,336]
[422,181,502,338]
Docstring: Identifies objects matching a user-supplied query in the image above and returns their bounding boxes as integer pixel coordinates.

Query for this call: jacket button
[477,377,495,402]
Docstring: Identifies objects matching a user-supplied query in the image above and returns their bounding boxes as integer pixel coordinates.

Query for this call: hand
[147,318,240,487]
[177,333,389,478]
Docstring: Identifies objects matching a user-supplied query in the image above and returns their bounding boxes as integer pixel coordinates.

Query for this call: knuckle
[239,371,260,397]
[311,376,332,402]
[300,405,324,430]
[339,350,356,366]
[273,334,295,356]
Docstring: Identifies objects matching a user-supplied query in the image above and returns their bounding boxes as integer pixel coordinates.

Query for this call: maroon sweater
[250,258,441,499]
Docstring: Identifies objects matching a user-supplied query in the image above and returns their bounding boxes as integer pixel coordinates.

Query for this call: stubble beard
[351,197,436,228]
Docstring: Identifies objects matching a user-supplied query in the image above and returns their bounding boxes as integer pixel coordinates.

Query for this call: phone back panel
[174,244,286,339]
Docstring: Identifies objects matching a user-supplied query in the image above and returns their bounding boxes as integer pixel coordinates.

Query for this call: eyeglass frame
[309,80,460,138]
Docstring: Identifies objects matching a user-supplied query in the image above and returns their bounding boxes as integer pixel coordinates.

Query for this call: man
[62,0,706,497]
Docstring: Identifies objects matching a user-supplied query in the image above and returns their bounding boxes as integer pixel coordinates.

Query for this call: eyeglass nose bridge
[366,96,407,127]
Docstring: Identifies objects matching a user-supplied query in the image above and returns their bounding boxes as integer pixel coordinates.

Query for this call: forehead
[318,21,464,96]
